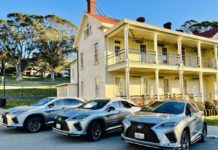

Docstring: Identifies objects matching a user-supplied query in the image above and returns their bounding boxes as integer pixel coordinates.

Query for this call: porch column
[216,73,218,100]
[214,45,218,69]
[199,72,204,101]
[154,32,158,64]
[214,45,218,100]
[106,38,110,66]
[155,69,160,100]
[178,37,184,96]
[124,26,130,99]
[197,41,202,68]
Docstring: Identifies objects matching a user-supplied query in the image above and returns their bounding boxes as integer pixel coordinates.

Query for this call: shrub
[205,100,216,109]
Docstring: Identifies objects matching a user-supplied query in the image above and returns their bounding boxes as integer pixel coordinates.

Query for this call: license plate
[56,124,61,129]
[134,133,145,140]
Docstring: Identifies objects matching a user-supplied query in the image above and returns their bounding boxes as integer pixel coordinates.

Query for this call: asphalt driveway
[0,126,217,150]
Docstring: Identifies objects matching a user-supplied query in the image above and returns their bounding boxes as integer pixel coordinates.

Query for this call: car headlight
[69,115,89,120]
[11,111,26,116]
[123,116,131,126]
[156,122,179,129]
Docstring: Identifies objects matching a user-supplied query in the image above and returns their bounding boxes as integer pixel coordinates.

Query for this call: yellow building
[73,0,218,104]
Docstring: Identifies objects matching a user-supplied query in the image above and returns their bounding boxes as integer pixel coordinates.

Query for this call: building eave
[105,19,218,44]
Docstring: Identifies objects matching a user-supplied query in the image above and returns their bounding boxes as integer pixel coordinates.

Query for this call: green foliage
[179,20,218,33]
[0,12,78,81]
[205,100,217,109]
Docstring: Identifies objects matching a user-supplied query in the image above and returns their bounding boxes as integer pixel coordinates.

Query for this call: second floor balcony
[107,49,217,69]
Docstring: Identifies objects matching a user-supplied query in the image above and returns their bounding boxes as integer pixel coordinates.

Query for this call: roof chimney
[163,22,172,29]
[87,0,96,15]
[136,17,145,23]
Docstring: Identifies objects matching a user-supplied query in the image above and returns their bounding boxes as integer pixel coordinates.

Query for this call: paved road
[0,127,217,150]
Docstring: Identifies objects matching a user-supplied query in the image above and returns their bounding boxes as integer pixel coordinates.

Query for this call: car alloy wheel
[26,117,42,133]
[181,131,190,150]
[88,121,102,141]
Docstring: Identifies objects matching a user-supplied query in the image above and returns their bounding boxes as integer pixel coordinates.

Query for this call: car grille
[55,116,69,131]
[126,121,159,143]
[2,113,8,124]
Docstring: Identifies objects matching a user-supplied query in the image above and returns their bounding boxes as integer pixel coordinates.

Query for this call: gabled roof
[73,13,119,49]
[89,14,120,25]
[196,27,218,38]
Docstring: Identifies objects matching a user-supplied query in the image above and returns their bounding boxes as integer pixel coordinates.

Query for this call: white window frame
[80,53,84,69]
[94,43,99,64]
[84,23,92,39]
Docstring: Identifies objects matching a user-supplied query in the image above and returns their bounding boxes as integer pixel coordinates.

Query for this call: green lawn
[206,116,218,126]
[0,88,56,97]
[0,76,70,89]
[0,76,63,109]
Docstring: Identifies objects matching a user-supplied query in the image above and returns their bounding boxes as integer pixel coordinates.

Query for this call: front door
[115,40,121,63]
[140,44,146,63]
[162,48,168,64]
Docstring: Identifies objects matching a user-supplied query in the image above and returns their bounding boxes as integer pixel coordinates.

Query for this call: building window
[140,44,146,63]
[81,81,84,97]
[95,77,100,97]
[80,53,84,69]
[94,43,99,64]
[141,77,148,95]
[84,23,92,39]
[162,48,168,64]
[115,77,124,97]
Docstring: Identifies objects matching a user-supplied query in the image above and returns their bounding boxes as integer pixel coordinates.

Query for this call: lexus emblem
[137,124,144,129]
[58,117,62,121]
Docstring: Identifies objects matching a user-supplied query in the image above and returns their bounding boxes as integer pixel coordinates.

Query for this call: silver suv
[0,97,85,133]
[53,99,141,141]
[122,101,207,150]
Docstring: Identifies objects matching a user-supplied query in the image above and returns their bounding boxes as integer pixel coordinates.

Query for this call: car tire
[24,116,44,133]
[181,130,190,150]
[87,121,103,141]
[199,123,207,143]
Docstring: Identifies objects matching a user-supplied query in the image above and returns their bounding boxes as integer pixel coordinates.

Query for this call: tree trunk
[16,63,22,81]
[50,70,55,81]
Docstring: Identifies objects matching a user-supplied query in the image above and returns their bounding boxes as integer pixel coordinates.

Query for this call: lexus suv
[0,97,85,133]
[122,101,207,150]
[53,99,140,141]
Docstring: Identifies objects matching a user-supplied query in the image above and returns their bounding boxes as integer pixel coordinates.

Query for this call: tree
[0,13,39,80]
[32,15,77,81]
[179,20,199,33]
[179,20,218,34]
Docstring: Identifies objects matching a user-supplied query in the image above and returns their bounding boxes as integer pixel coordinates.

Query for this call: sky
[1,0,218,29]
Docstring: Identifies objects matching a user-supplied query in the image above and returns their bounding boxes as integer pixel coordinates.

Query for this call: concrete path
[208,126,218,139]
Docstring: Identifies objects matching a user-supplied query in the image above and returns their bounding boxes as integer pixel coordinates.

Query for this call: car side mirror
[107,106,115,112]
[48,103,55,108]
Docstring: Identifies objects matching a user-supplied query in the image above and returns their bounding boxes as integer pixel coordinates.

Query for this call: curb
[207,135,218,139]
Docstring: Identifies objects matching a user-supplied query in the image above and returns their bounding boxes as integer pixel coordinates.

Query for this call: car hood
[7,105,41,114]
[130,111,177,124]
[59,108,98,118]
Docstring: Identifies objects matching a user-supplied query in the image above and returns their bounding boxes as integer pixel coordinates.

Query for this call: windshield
[79,100,109,110]
[141,101,164,112]
[152,102,185,114]
[31,97,54,106]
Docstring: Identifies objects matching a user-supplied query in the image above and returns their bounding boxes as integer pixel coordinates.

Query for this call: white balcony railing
[107,49,217,69]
